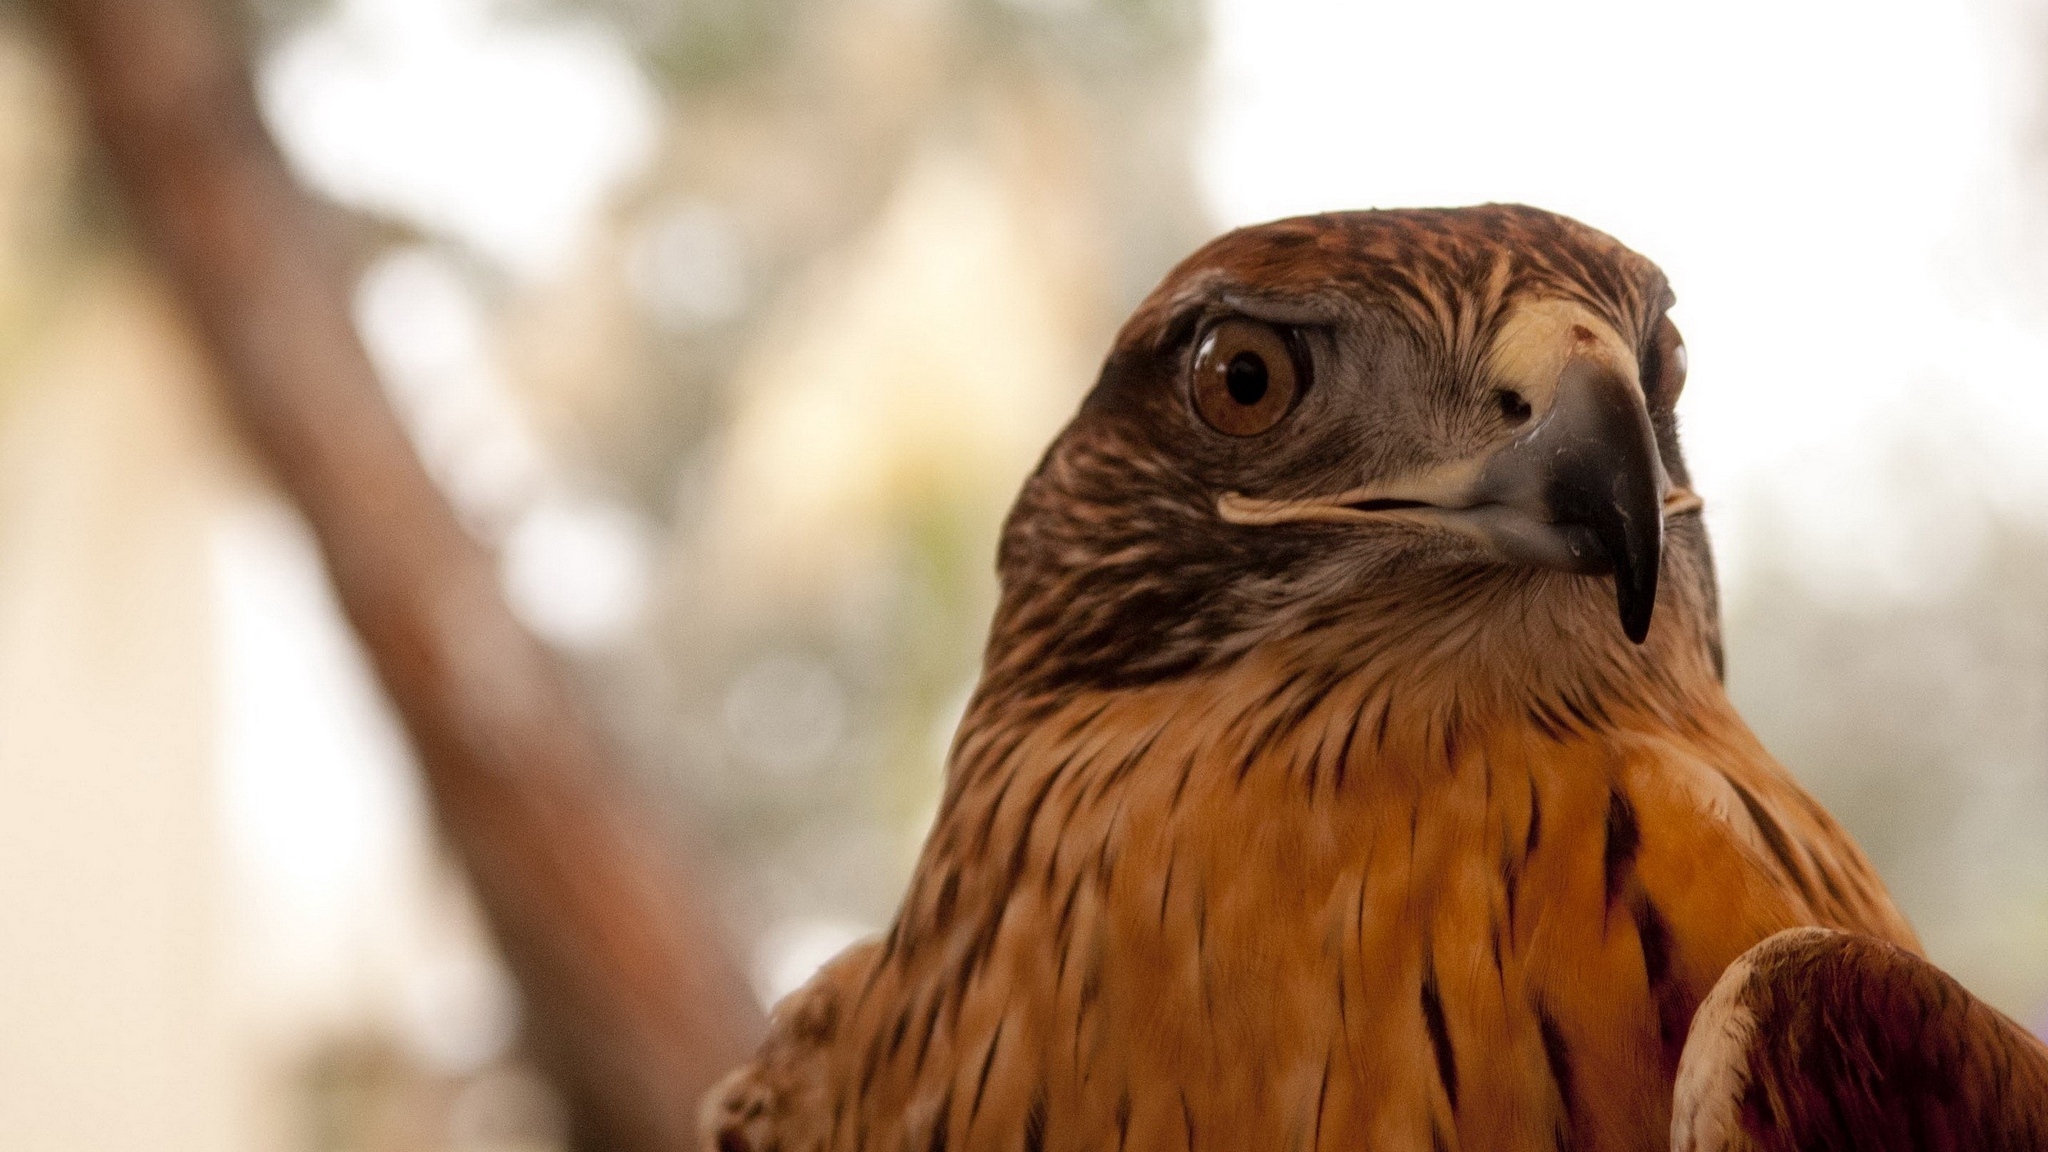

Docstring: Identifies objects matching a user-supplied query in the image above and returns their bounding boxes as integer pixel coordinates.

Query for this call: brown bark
[39,0,764,1147]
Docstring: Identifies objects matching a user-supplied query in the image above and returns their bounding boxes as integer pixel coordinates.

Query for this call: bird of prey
[703,205,2048,1151]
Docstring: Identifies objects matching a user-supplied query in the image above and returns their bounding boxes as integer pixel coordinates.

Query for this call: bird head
[991,205,1715,695]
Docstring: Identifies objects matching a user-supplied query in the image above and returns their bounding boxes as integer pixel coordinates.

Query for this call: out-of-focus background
[1,0,2045,1148]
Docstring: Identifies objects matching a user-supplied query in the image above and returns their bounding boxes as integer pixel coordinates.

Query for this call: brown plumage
[704,205,1931,1152]
[1674,928,2048,1152]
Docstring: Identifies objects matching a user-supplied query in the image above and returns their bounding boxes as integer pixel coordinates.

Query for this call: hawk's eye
[1191,319,1301,436]
[1644,313,1688,409]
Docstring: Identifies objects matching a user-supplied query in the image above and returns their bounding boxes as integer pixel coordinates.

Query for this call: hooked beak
[1217,354,1693,644]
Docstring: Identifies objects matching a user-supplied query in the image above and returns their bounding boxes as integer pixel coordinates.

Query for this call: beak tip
[1620,603,1653,645]
[1615,564,1658,644]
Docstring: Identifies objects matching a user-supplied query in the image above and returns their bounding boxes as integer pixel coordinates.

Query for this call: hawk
[705,206,2048,1151]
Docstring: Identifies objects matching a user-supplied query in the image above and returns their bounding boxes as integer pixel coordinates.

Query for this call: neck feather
[956,536,1727,797]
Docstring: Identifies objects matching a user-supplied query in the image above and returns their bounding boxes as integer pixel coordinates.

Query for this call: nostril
[1495,389,1533,426]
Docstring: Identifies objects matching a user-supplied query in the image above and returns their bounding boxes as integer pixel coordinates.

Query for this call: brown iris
[1191,319,1301,436]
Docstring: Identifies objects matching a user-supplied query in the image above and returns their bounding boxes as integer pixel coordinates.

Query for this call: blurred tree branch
[38,0,762,1147]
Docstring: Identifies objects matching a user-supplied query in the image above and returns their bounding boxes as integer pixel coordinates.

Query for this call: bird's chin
[1221,486,1703,644]
[1389,504,1611,577]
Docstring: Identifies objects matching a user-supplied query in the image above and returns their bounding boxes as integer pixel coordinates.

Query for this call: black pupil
[1225,351,1269,405]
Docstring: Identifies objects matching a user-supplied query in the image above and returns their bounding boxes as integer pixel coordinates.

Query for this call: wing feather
[1674,927,2048,1152]
[701,940,881,1152]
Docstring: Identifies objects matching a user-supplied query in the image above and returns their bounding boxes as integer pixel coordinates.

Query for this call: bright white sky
[262,0,659,278]
[1201,0,2048,596]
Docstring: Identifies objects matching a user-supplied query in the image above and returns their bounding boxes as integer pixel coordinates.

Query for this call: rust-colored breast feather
[706,662,1915,1152]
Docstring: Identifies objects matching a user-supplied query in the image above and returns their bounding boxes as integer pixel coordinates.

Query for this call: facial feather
[987,204,1712,700]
